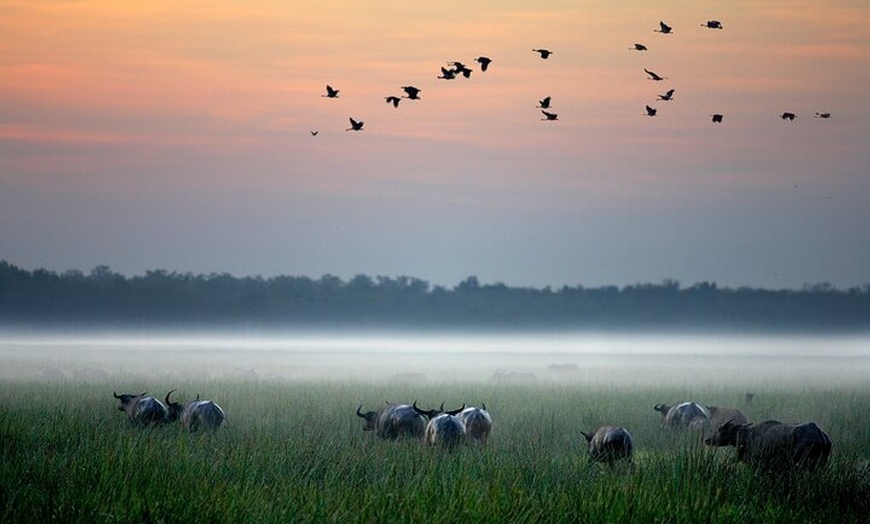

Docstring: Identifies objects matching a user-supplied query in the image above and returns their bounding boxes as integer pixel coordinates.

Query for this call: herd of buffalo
[114,392,832,471]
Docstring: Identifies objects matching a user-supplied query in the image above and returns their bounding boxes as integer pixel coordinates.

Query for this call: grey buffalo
[113,391,168,426]
[356,402,426,440]
[165,390,226,432]
[654,401,711,430]
[457,405,493,445]
[706,405,748,429]
[413,402,467,450]
[705,419,832,470]
[581,426,634,463]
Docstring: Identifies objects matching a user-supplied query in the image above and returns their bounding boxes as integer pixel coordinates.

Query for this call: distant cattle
[113,391,168,426]
[492,370,537,384]
[165,390,226,432]
[706,405,748,429]
[705,419,832,471]
[356,402,426,440]
[581,426,634,464]
[457,405,492,445]
[547,363,580,375]
[654,401,711,430]
[413,402,467,450]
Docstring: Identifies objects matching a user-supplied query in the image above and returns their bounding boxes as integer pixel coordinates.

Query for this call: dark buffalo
[356,402,426,440]
[457,405,492,445]
[113,391,168,426]
[705,419,832,470]
[654,401,710,430]
[581,426,634,463]
[413,402,467,450]
[165,390,226,431]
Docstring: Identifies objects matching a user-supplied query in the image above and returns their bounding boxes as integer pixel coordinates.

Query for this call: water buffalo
[654,401,711,430]
[413,402,467,450]
[705,419,832,470]
[580,426,634,463]
[113,391,168,426]
[706,405,748,429]
[356,402,426,440]
[457,405,492,445]
[165,390,225,431]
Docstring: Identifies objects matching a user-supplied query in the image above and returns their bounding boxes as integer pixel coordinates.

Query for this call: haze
[3,332,868,389]
[2,1,869,290]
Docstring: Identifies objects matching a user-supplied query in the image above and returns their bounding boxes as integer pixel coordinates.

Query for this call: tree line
[1,260,868,332]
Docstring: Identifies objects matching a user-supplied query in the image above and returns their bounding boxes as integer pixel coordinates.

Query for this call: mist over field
[3,331,867,390]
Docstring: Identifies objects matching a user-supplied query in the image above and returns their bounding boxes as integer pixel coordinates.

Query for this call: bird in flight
[658,89,675,101]
[310,130,318,136]
[533,48,553,59]
[644,68,666,81]
[711,113,724,123]
[541,110,558,121]
[345,118,364,131]
[702,20,723,29]
[437,67,456,80]
[780,112,796,121]
[537,96,552,109]
[322,85,340,98]
[631,43,648,51]
[448,61,473,78]
[401,86,422,99]
[385,96,401,108]
[815,112,831,118]
[655,21,673,34]
[475,56,492,71]
[645,105,657,117]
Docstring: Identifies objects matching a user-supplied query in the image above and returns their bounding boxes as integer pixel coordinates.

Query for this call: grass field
[1,377,868,523]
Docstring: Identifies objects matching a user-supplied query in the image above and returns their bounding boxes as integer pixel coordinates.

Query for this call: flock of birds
[310,19,832,135]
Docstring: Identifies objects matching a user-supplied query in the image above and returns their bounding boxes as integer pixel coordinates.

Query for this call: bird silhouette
[631,43,648,51]
[702,20,723,29]
[780,112,796,121]
[322,85,340,98]
[658,89,675,101]
[533,48,553,59]
[644,68,666,81]
[541,110,558,121]
[537,96,552,109]
[345,118,364,131]
[310,130,318,136]
[401,86,421,99]
[815,112,831,118]
[475,56,492,71]
[437,67,456,80]
[385,96,401,108]
[711,113,723,123]
[448,62,473,78]
[645,105,657,117]
[655,21,673,34]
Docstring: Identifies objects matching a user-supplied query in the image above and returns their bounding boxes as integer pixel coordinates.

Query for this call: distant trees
[1,260,869,332]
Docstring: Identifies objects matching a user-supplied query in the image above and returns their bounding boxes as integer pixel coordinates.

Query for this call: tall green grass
[1,380,867,523]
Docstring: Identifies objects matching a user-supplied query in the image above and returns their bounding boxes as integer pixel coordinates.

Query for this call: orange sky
[1,0,869,288]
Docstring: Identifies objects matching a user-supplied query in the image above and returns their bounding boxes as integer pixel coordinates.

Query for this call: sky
[1,0,869,290]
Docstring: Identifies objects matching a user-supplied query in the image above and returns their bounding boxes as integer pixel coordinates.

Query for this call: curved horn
[165,389,176,406]
[356,405,366,418]
[445,404,466,416]
[482,402,487,411]
[140,392,148,397]
[113,391,122,399]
